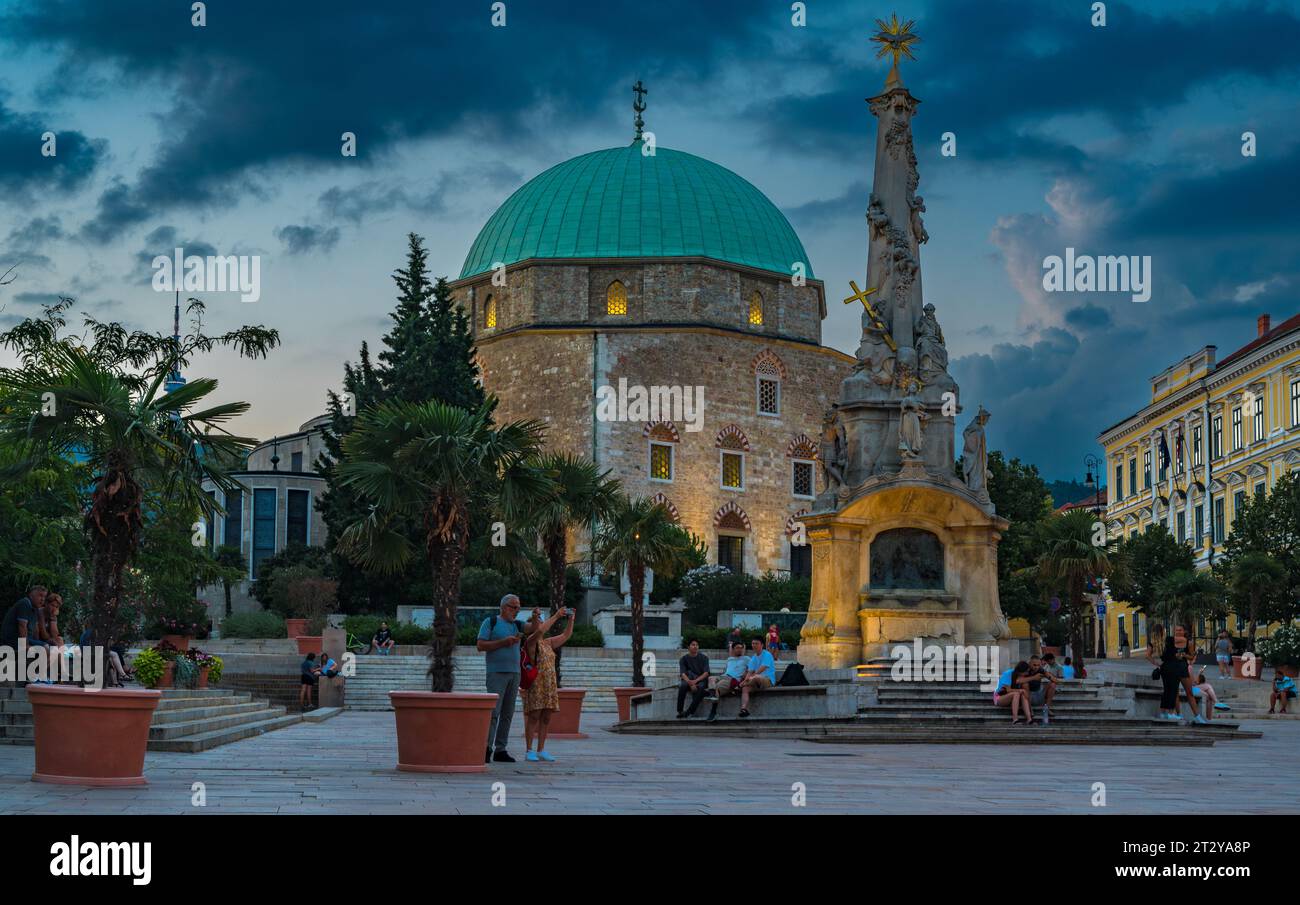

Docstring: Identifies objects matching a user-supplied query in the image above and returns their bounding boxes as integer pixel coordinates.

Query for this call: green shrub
[456,623,480,645]
[1258,625,1300,667]
[206,654,224,685]
[755,573,811,611]
[343,615,383,644]
[134,648,165,688]
[566,624,604,647]
[220,611,287,639]
[390,622,431,645]
[459,567,511,610]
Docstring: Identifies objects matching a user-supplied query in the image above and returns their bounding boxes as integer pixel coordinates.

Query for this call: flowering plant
[1257,624,1300,668]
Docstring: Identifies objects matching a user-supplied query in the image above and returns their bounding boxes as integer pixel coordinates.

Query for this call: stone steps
[0,686,300,753]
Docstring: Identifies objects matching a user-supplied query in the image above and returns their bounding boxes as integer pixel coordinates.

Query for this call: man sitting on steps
[676,639,711,719]
[706,642,749,722]
[738,637,777,718]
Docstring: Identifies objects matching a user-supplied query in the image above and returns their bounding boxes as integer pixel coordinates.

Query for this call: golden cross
[844,280,897,352]
[871,13,920,70]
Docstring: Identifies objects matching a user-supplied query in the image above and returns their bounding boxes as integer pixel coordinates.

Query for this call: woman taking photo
[522,606,576,762]
[1147,623,1207,724]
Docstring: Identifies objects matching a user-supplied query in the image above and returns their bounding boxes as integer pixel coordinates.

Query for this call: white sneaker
[1192,714,1209,725]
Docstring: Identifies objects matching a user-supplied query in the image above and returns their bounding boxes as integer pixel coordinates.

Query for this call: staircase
[616,679,1265,747]
[344,652,657,713]
[0,686,300,753]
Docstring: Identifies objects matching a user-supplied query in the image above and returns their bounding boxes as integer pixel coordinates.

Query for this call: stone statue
[909,194,928,246]
[961,406,992,499]
[819,406,847,491]
[898,385,927,461]
[916,302,948,377]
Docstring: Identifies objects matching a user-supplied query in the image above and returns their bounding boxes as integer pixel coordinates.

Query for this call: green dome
[459,142,813,280]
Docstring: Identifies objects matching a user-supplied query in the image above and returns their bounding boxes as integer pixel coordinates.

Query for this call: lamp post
[1084,453,1106,659]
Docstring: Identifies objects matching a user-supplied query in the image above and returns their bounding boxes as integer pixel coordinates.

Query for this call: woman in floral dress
[523,606,575,762]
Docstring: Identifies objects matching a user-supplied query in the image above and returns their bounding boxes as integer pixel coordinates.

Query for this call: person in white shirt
[706,642,750,722]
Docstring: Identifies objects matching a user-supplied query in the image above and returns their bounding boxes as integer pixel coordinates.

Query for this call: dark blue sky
[1,0,1297,480]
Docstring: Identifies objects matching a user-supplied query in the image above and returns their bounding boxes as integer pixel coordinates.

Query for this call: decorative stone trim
[785,509,810,535]
[643,420,681,443]
[786,433,818,459]
[751,348,787,379]
[715,423,751,451]
[650,492,680,522]
[713,500,752,531]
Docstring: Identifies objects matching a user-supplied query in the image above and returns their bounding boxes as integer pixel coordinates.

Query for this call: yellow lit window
[607,281,627,316]
[748,291,764,326]
[721,452,744,490]
[484,295,497,329]
[649,442,673,481]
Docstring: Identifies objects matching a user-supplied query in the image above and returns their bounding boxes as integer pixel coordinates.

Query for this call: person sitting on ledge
[738,636,776,718]
[1015,654,1059,723]
[1190,671,1223,721]
[676,639,711,719]
[373,622,396,656]
[318,651,342,679]
[299,652,319,711]
[1269,671,1296,715]
[993,662,1032,725]
[1041,652,1063,682]
[706,642,749,722]
[1060,656,1076,680]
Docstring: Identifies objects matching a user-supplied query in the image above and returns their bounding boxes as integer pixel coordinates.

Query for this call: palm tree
[594,494,697,687]
[524,452,619,615]
[0,303,275,647]
[1227,552,1286,651]
[1152,568,1223,631]
[214,545,248,618]
[336,398,548,692]
[1036,509,1112,664]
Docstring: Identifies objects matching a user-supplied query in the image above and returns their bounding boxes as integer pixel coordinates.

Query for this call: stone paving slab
[0,711,1295,814]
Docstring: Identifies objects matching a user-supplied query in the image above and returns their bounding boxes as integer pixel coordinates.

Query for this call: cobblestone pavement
[1,710,1294,814]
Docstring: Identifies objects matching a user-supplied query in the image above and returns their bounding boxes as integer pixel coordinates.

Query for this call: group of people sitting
[676,637,778,720]
[1,585,134,687]
[298,650,344,710]
[992,653,1074,725]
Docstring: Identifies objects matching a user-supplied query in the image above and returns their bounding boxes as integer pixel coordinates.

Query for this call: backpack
[776,662,809,687]
[490,616,539,689]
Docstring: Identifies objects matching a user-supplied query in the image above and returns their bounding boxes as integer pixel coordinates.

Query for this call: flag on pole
[1159,430,1171,471]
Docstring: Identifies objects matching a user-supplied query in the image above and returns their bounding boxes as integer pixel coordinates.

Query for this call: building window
[291,451,303,472]
[748,291,764,326]
[757,377,780,416]
[484,294,497,329]
[1253,394,1264,442]
[287,489,309,547]
[1212,415,1223,459]
[606,280,627,316]
[789,542,811,579]
[792,459,815,499]
[1213,497,1224,544]
[1192,426,1202,468]
[1255,481,1266,498]
[1194,503,1204,547]
[1114,463,1123,501]
[721,451,745,490]
[1231,407,1242,451]
[649,442,673,482]
[223,489,243,550]
[251,488,276,579]
[1128,459,1137,497]
[1176,510,1186,545]
[717,535,745,573]
[1292,380,1300,428]
[1143,450,1151,489]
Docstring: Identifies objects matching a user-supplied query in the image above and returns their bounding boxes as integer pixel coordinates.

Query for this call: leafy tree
[1036,509,1112,664]
[1222,552,1287,651]
[986,452,1054,627]
[317,234,485,612]
[0,431,87,604]
[213,545,247,618]
[336,398,548,691]
[1108,525,1194,615]
[1152,568,1224,629]
[594,495,698,686]
[1217,473,1300,631]
[0,298,277,646]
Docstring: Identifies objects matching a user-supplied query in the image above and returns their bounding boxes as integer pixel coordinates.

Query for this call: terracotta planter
[389,692,497,773]
[614,686,651,722]
[285,618,309,637]
[1278,664,1300,679]
[160,634,191,652]
[156,662,175,689]
[1233,655,1263,680]
[197,666,210,689]
[296,635,323,655]
[549,688,588,739]
[28,685,161,786]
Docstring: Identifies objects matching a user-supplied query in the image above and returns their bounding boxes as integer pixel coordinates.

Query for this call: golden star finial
[871,13,920,89]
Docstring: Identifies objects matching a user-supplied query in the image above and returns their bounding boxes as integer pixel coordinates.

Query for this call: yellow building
[1097,311,1300,651]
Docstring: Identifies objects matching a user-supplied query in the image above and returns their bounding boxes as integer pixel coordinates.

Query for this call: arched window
[606,281,628,316]
[483,294,497,329]
[748,291,764,326]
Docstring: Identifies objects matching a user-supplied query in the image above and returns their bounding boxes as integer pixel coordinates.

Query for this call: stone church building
[449,134,854,577]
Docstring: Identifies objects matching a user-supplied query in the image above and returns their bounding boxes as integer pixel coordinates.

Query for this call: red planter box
[28,686,161,786]
[390,692,497,773]
[614,686,650,722]
[549,688,588,739]
[160,634,191,652]
[285,619,309,638]
[296,635,323,655]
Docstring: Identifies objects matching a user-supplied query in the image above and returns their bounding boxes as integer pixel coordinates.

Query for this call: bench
[627,683,856,721]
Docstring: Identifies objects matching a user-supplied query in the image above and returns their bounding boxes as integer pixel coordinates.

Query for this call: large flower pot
[285,618,309,638]
[296,635,323,655]
[157,662,175,689]
[614,686,650,722]
[160,634,191,652]
[390,692,497,773]
[197,666,210,689]
[1233,655,1263,680]
[28,685,161,786]
[549,688,588,739]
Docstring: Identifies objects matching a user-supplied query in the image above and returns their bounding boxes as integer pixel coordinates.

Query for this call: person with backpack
[477,594,525,763]
[522,606,574,762]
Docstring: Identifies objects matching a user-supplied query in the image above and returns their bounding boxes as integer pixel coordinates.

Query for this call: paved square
[1,712,1295,814]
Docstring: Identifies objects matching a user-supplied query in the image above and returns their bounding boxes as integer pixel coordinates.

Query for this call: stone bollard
[319,626,346,708]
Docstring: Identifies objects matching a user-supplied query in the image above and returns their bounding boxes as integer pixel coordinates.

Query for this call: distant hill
[1047,479,1096,508]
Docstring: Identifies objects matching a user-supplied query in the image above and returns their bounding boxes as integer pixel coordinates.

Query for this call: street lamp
[1083,453,1107,659]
